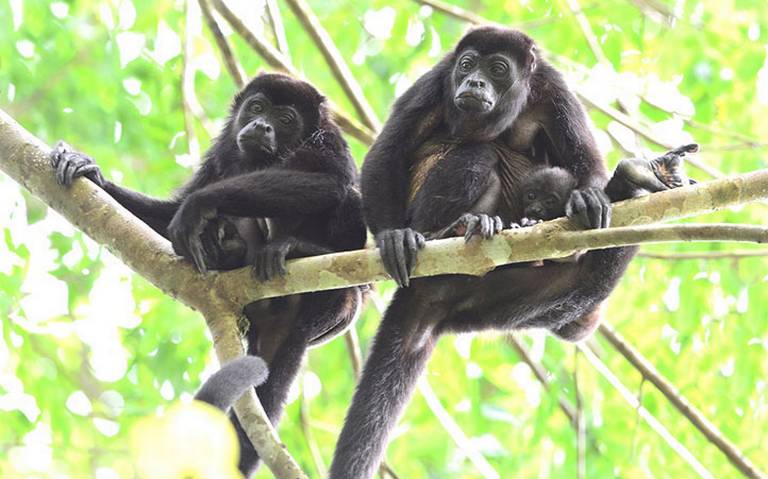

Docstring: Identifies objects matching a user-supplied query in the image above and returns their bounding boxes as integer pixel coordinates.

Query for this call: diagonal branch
[598,323,766,479]
[285,0,381,131]
[0,114,307,478]
[578,344,715,478]
[198,0,246,88]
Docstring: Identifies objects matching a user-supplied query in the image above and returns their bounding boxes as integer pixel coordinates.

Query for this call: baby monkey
[515,143,700,228]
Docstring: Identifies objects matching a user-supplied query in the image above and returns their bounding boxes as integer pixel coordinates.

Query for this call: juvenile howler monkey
[518,143,699,226]
[330,27,695,478]
[50,73,367,477]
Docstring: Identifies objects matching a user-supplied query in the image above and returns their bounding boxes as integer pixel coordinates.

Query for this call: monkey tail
[194,356,269,411]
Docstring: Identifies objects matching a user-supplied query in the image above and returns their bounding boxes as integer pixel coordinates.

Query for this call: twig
[627,0,676,24]
[417,378,499,479]
[598,323,767,479]
[574,348,586,479]
[507,338,577,426]
[285,0,381,131]
[265,0,290,56]
[300,387,327,478]
[638,249,768,260]
[209,0,375,145]
[561,0,609,65]
[415,0,494,25]
[344,327,363,378]
[198,0,246,88]
[182,0,203,160]
[578,345,715,479]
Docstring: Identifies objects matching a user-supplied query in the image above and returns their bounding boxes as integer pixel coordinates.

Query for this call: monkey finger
[566,191,588,227]
[415,231,426,249]
[188,236,208,273]
[583,189,605,229]
[55,157,72,186]
[463,215,479,242]
[404,229,419,274]
[493,216,503,234]
[391,230,409,287]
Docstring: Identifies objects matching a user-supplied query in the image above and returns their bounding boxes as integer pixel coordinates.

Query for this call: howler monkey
[50,73,366,477]
[195,356,269,411]
[517,144,699,227]
[330,27,695,478]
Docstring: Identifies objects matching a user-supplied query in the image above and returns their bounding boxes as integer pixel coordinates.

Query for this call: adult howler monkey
[329,27,694,478]
[50,73,366,477]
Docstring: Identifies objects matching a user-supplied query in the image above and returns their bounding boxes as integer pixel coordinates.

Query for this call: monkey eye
[490,61,509,77]
[280,114,294,125]
[526,192,536,200]
[459,57,474,72]
[251,102,264,113]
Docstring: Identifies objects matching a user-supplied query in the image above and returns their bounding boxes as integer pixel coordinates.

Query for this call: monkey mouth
[237,136,276,156]
[455,93,493,113]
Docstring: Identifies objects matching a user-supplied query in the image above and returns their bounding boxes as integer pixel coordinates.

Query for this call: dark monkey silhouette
[329,27,696,478]
[50,73,367,477]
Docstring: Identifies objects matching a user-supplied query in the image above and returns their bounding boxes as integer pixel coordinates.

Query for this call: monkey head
[521,167,577,221]
[230,73,325,162]
[448,27,537,138]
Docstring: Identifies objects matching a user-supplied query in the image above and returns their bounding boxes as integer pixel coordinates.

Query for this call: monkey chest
[409,140,537,222]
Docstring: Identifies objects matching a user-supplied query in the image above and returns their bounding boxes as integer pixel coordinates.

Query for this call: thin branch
[300,387,327,478]
[507,338,577,426]
[627,0,676,24]
[598,323,767,479]
[417,378,499,479]
[182,0,203,160]
[285,0,381,131]
[209,0,375,145]
[415,0,492,25]
[265,0,290,56]
[561,0,609,66]
[578,345,715,479]
[0,113,307,479]
[198,0,246,88]
[344,326,363,378]
[638,249,768,260]
[574,348,586,479]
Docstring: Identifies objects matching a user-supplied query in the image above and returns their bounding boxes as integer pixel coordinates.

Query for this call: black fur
[51,72,367,478]
[330,27,693,478]
[195,356,269,411]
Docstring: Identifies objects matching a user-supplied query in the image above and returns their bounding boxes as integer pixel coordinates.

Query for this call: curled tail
[195,356,269,411]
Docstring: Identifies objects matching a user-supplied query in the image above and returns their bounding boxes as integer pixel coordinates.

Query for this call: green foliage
[1,0,767,478]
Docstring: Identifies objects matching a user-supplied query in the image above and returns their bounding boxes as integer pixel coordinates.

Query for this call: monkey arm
[168,170,347,272]
[51,141,181,236]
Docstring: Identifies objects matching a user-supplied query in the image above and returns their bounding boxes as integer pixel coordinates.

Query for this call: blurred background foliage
[1,0,767,478]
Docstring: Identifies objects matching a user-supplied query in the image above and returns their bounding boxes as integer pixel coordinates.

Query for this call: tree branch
[285,0,381,131]
[0,112,308,479]
[598,323,766,479]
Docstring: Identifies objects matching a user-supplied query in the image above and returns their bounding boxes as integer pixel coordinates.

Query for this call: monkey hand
[429,213,503,242]
[375,228,425,288]
[168,196,217,273]
[566,187,611,229]
[252,239,294,282]
[50,141,105,188]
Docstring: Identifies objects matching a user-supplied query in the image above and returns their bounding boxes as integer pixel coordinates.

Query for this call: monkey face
[452,49,517,114]
[522,189,564,221]
[235,92,305,158]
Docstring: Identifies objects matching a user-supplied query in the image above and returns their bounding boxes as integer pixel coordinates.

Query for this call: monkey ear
[528,44,538,74]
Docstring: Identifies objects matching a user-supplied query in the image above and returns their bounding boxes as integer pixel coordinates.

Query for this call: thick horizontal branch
[217,168,768,302]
